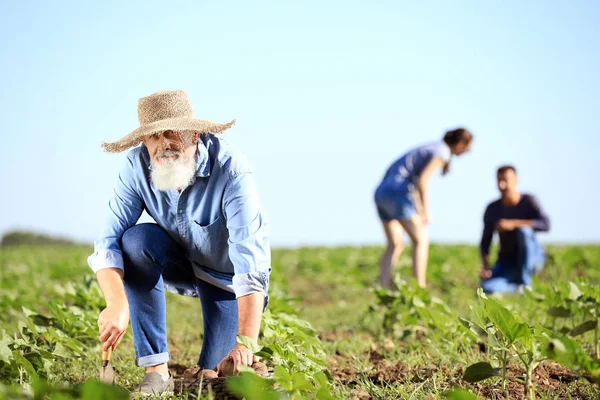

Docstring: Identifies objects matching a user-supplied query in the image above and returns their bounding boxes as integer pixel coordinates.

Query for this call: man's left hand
[217,343,259,375]
[496,219,517,232]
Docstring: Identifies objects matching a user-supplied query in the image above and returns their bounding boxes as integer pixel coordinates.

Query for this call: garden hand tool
[99,347,115,384]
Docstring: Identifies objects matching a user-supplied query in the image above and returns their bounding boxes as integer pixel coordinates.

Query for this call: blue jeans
[121,223,238,369]
[481,227,545,293]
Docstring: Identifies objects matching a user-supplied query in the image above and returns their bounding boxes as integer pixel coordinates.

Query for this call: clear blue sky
[1,1,599,246]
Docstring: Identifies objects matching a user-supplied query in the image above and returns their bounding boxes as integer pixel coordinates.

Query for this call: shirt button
[179,210,183,214]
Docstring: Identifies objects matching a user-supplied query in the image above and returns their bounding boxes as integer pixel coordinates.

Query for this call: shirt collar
[195,137,211,177]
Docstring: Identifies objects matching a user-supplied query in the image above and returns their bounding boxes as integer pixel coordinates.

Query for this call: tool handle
[102,348,112,362]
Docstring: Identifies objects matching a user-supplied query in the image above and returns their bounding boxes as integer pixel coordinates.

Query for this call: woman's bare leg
[379,220,405,288]
[399,215,429,288]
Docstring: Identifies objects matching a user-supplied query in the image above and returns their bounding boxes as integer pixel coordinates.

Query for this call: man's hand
[98,302,129,351]
[217,343,259,376]
[480,268,492,280]
[496,219,517,232]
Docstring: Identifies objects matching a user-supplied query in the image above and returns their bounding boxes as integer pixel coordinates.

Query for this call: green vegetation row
[1,244,599,399]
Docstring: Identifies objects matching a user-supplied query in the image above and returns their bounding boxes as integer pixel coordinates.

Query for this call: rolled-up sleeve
[87,155,144,274]
[222,173,271,298]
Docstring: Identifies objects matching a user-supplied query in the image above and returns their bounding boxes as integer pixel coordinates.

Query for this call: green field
[1,244,599,399]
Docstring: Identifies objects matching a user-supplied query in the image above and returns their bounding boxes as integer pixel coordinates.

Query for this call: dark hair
[497,165,517,175]
[443,128,473,146]
[442,128,473,175]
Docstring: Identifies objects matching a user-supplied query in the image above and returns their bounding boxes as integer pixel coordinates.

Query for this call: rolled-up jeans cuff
[136,352,170,367]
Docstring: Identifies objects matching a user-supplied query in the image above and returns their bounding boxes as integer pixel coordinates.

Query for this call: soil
[328,348,599,400]
[168,362,270,400]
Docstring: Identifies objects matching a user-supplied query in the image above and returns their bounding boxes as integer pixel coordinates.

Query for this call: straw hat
[102,90,235,153]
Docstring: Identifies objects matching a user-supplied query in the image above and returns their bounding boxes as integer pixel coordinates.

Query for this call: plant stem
[512,344,534,399]
[594,303,600,360]
[502,349,509,400]
[524,360,534,400]
[502,349,507,389]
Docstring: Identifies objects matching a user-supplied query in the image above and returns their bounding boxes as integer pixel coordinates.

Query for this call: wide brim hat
[102,90,235,153]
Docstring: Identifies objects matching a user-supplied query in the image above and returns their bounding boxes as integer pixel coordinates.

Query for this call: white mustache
[156,150,181,158]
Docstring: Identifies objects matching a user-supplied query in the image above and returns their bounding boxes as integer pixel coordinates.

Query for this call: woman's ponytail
[442,161,451,176]
[441,127,472,176]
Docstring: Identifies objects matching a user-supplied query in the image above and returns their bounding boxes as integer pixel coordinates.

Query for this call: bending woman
[374,128,473,289]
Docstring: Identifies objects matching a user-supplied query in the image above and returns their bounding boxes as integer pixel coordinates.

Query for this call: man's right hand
[480,255,491,279]
[96,268,129,351]
[98,302,129,351]
[480,268,492,280]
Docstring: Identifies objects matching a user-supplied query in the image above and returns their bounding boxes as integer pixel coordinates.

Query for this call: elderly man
[480,165,550,293]
[88,90,271,395]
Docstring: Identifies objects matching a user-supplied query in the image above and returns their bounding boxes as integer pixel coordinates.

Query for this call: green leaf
[412,296,426,308]
[463,362,496,383]
[78,379,129,399]
[255,348,274,360]
[273,365,292,390]
[559,327,572,335]
[459,317,486,338]
[227,372,279,400]
[476,287,488,299]
[53,343,72,358]
[236,335,263,354]
[236,364,255,374]
[570,320,597,337]
[305,353,329,367]
[314,371,330,387]
[316,387,336,400]
[548,306,571,318]
[292,371,314,390]
[484,299,530,343]
[12,351,38,381]
[568,282,583,301]
[447,388,481,400]
[546,336,600,382]
[0,331,13,364]
[22,307,37,318]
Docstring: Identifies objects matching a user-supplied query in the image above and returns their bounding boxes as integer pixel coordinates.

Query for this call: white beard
[150,151,197,191]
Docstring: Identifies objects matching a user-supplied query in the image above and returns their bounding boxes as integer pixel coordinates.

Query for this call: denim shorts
[374,187,417,221]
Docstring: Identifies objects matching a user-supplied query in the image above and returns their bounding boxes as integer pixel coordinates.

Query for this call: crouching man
[480,165,550,293]
[88,90,271,396]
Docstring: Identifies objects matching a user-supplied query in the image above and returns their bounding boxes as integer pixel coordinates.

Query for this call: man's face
[143,130,199,163]
[497,169,518,194]
[142,130,200,191]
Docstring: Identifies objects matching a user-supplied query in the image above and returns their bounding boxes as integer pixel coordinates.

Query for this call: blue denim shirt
[88,135,271,299]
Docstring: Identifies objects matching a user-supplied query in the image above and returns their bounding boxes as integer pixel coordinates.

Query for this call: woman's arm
[416,157,446,222]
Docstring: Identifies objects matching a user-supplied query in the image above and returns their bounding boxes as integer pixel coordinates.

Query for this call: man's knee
[480,279,494,294]
[516,226,534,242]
[121,224,161,261]
[121,224,165,286]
